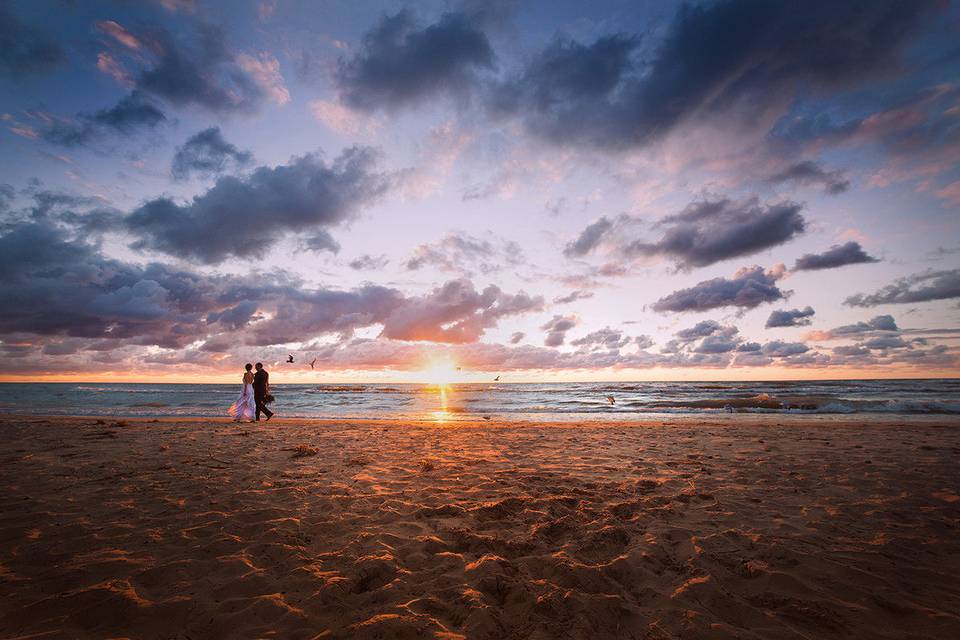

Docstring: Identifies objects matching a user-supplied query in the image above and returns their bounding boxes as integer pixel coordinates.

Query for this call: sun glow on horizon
[417,357,461,386]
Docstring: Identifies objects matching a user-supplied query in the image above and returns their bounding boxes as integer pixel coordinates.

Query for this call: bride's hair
[244,363,253,371]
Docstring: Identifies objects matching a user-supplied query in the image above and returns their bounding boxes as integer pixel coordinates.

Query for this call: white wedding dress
[229,376,256,422]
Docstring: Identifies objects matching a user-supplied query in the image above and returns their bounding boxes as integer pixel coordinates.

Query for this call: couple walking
[228,362,274,422]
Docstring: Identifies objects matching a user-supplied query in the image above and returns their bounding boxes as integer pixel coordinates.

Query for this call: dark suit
[253,368,273,421]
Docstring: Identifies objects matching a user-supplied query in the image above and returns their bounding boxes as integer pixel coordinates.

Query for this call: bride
[228,363,256,422]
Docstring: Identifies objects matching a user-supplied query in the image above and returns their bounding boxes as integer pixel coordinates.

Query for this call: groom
[253,362,274,421]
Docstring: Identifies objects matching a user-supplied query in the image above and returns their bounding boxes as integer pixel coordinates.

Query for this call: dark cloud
[765,306,815,328]
[497,0,941,148]
[667,321,741,355]
[137,23,266,113]
[623,198,805,269]
[766,161,849,195]
[0,184,14,212]
[509,331,525,344]
[563,216,615,258]
[299,231,341,254]
[0,5,65,78]
[863,335,908,350]
[0,223,220,346]
[0,223,542,352]
[675,320,726,342]
[171,127,252,180]
[553,289,594,304]
[845,269,960,307]
[832,315,899,335]
[337,9,494,111]
[126,146,388,264]
[490,33,638,137]
[42,91,167,146]
[541,314,577,347]
[652,265,787,313]
[793,241,879,271]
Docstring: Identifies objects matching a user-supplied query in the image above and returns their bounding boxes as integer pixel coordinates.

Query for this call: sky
[1,0,959,383]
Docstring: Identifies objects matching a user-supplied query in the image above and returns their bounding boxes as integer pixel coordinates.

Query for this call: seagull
[286,355,294,363]
[309,358,317,370]
[606,395,616,405]
[494,375,500,381]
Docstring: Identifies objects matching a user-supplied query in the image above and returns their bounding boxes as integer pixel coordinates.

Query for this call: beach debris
[289,444,320,458]
[347,455,371,467]
[309,357,317,369]
[606,395,616,405]
[419,459,435,472]
[482,415,491,420]
[286,354,295,363]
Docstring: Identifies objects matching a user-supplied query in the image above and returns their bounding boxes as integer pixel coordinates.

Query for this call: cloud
[845,269,960,307]
[563,216,615,258]
[674,320,727,342]
[793,241,879,271]
[171,127,252,180]
[760,341,809,357]
[0,184,14,212]
[495,0,941,149]
[337,9,494,111]
[570,327,632,351]
[0,5,65,77]
[41,91,166,146]
[541,314,577,347]
[652,264,787,313]
[664,320,741,355]
[490,33,638,140]
[95,20,141,50]
[136,23,268,113]
[406,233,523,275]
[376,279,543,343]
[96,52,132,86]
[348,254,389,270]
[936,181,960,206]
[623,198,806,269]
[766,161,849,194]
[765,306,815,328]
[553,289,594,304]
[236,52,290,104]
[310,100,377,135]
[0,223,542,352]
[509,331,525,344]
[806,314,899,340]
[126,146,389,263]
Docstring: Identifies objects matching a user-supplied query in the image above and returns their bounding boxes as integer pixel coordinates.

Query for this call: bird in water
[286,355,294,363]
[606,395,616,405]
[309,358,317,370]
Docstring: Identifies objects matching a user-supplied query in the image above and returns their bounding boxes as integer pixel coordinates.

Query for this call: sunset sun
[418,357,460,386]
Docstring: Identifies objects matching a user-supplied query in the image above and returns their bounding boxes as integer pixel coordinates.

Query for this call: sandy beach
[1,415,959,639]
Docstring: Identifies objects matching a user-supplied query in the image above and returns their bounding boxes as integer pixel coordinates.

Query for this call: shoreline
[6,412,960,427]
[2,414,959,638]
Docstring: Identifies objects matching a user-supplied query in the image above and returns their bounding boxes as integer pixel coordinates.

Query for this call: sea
[0,379,958,420]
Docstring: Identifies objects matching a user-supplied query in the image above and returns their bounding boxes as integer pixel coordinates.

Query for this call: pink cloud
[95,20,141,50]
[237,53,290,104]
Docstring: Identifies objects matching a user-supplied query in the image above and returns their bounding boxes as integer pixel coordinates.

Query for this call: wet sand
[1,414,959,639]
